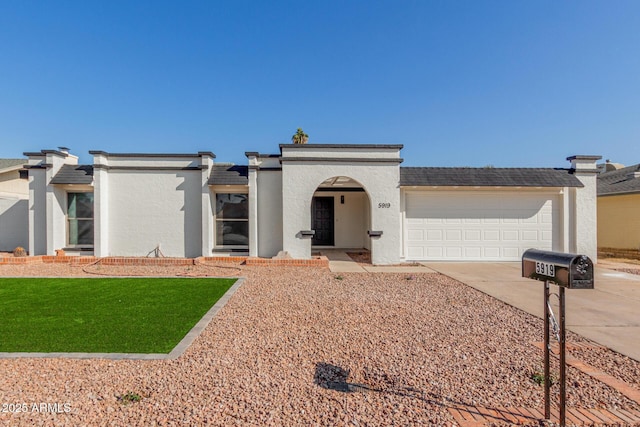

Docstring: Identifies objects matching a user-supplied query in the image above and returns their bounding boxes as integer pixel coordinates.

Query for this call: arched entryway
[310,176,372,255]
[279,143,403,264]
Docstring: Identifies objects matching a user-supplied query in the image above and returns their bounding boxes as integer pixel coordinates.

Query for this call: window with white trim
[67,192,94,246]
[215,193,248,247]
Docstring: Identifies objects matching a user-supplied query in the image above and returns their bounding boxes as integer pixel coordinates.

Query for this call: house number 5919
[378,203,391,208]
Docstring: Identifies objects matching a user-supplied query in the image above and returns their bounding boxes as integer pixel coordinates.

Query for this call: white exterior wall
[282,162,401,264]
[312,191,369,248]
[248,166,258,256]
[23,146,597,264]
[0,169,28,251]
[106,170,202,257]
[47,153,78,255]
[257,170,283,257]
[200,154,214,257]
[46,185,67,255]
[283,146,402,159]
[0,198,28,251]
[0,169,28,196]
[91,152,214,258]
[26,150,79,255]
[93,163,109,257]
[28,163,46,255]
[281,145,402,264]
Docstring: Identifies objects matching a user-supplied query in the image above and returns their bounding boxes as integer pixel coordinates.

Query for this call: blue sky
[1,1,638,167]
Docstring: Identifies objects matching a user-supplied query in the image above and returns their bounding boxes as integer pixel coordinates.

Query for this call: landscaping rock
[0,263,638,425]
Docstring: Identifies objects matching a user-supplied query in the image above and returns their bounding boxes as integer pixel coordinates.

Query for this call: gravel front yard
[1,262,639,426]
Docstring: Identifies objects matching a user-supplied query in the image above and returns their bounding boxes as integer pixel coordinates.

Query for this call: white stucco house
[24,145,600,264]
[0,158,29,251]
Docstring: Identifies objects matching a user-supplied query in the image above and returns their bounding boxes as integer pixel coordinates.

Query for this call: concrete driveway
[424,262,640,361]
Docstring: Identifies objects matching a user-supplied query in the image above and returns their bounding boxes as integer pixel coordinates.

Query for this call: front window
[215,193,248,247]
[67,192,94,246]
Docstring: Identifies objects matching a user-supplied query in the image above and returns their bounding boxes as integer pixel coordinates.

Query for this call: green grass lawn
[0,277,236,354]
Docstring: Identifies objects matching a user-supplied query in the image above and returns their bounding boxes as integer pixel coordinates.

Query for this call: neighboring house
[597,163,640,251]
[25,145,600,264]
[0,158,28,251]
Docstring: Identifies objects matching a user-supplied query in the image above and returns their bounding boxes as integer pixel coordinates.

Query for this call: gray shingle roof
[50,164,94,184]
[209,164,248,185]
[598,164,640,196]
[400,167,583,187]
[0,159,26,170]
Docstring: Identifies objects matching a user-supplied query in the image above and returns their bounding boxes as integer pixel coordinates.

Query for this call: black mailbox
[367,230,383,237]
[300,230,315,237]
[522,249,594,289]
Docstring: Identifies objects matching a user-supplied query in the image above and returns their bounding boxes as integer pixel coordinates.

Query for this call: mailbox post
[522,249,594,427]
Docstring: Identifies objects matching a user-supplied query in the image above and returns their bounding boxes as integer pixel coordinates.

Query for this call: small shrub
[13,247,27,257]
[335,275,344,280]
[117,391,142,404]
[531,371,555,386]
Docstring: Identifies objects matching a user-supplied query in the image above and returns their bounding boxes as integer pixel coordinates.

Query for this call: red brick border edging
[0,255,329,268]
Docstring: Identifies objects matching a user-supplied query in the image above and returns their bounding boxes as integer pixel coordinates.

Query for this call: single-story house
[0,158,28,251]
[24,145,600,264]
[597,163,640,252]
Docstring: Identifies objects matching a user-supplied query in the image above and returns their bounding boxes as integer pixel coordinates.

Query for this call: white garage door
[404,191,559,261]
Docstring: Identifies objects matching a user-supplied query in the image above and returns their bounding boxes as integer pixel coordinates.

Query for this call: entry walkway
[321,250,435,273]
[424,262,640,362]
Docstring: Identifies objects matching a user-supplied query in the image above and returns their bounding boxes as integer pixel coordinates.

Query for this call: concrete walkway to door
[424,261,640,361]
[321,249,435,273]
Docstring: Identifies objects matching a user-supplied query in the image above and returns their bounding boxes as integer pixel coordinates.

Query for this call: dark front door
[312,197,334,246]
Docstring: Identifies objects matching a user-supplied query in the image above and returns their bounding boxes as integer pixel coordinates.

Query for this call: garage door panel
[502,230,519,241]
[427,230,442,240]
[465,247,481,258]
[464,230,481,240]
[407,246,424,258]
[445,247,462,257]
[407,229,424,241]
[521,230,539,241]
[406,218,424,225]
[502,247,520,258]
[404,191,559,261]
[483,230,500,240]
[445,218,462,224]
[484,247,501,258]
[445,230,462,241]
[426,247,443,257]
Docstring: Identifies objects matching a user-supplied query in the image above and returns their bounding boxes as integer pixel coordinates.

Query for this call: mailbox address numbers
[535,261,555,277]
[378,203,391,208]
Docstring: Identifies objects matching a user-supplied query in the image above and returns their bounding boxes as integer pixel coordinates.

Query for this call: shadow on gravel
[314,362,543,425]
[314,362,435,400]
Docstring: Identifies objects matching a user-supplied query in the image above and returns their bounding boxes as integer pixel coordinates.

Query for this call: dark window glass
[215,221,249,246]
[68,193,94,219]
[215,194,248,219]
[67,192,94,246]
[215,193,248,247]
[69,219,94,245]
